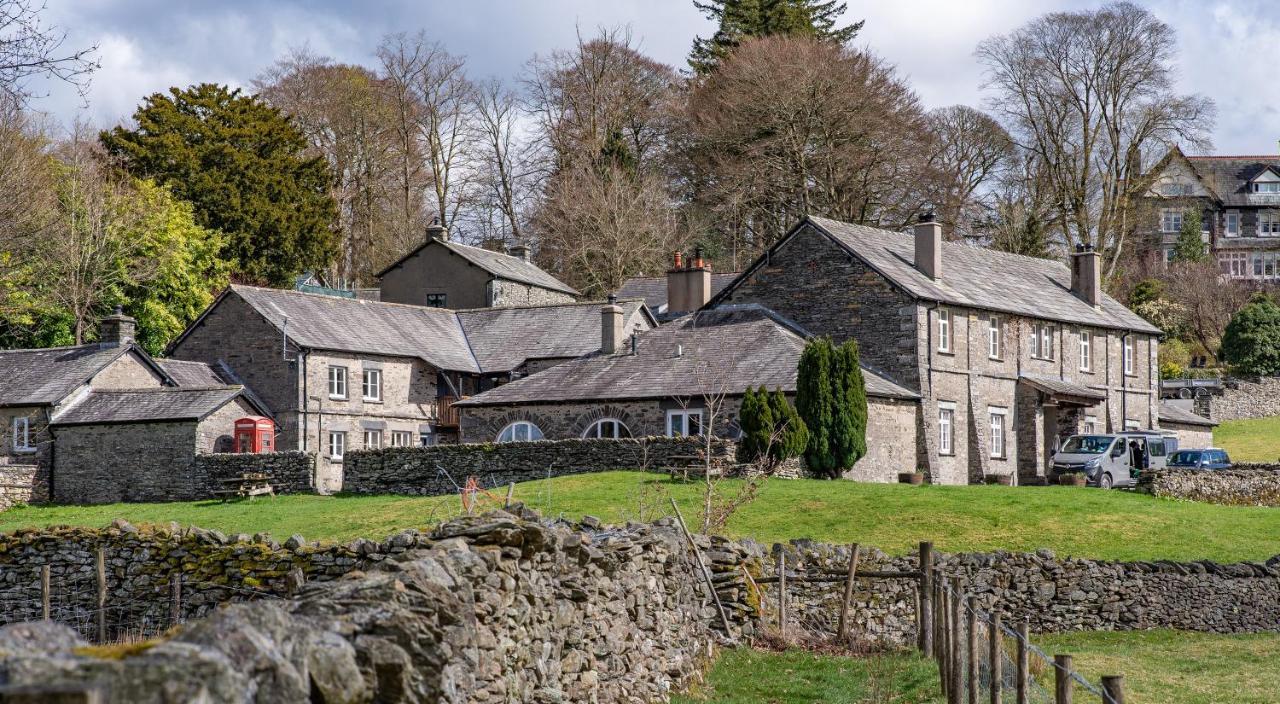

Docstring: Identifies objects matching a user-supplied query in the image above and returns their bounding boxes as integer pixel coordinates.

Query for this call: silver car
[1052,431,1172,489]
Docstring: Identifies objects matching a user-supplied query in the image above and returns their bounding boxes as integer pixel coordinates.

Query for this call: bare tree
[1163,261,1254,362]
[924,105,1015,241]
[0,0,98,102]
[977,2,1215,276]
[470,78,536,245]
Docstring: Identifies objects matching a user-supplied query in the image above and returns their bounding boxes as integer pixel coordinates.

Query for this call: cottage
[1157,401,1217,450]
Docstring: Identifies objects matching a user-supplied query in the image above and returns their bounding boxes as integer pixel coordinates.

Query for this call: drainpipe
[1121,330,1130,428]
[923,301,940,483]
[300,350,309,453]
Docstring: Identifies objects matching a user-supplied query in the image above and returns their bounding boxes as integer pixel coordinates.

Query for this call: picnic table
[210,473,275,501]
[664,454,722,480]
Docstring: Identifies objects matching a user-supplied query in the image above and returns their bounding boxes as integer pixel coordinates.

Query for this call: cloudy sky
[30,0,1280,154]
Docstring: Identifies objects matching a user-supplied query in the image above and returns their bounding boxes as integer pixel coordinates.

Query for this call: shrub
[1221,295,1280,376]
[767,388,809,465]
[797,337,867,478]
[797,338,836,474]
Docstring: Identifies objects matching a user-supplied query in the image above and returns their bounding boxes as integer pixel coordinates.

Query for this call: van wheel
[1100,473,1113,489]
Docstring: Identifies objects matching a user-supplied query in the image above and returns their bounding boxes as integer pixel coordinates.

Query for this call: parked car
[1051,430,1174,489]
[1166,448,1232,470]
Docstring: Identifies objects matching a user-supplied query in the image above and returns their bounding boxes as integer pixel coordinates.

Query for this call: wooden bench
[664,454,722,480]
[210,473,275,502]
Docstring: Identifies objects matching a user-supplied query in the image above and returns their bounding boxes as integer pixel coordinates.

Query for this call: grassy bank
[672,648,941,703]
[1,472,1277,562]
[1213,417,1280,463]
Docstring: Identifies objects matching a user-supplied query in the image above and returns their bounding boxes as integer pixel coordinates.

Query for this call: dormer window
[1254,182,1280,193]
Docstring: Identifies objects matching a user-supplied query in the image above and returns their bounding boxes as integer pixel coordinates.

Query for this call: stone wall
[343,436,735,495]
[491,278,576,306]
[194,451,316,495]
[0,464,39,510]
[1211,376,1280,421]
[52,421,202,504]
[1137,465,1280,506]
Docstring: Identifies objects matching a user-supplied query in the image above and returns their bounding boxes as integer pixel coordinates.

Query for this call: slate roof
[1185,155,1280,207]
[157,359,228,387]
[1019,375,1106,402]
[1158,401,1217,428]
[737,217,1161,335]
[457,305,918,407]
[615,273,740,315]
[456,299,649,373]
[0,345,138,407]
[375,239,579,296]
[50,387,250,426]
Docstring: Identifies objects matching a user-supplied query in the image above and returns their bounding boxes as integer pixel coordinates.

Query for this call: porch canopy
[1019,375,1105,406]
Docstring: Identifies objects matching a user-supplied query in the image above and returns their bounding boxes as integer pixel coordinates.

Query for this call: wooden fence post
[938,581,949,699]
[39,565,50,621]
[170,572,183,627]
[949,579,962,704]
[919,541,933,655]
[1101,675,1124,704]
[776,550,787,639]
[95,548,106,643]
[504,482,515,508]
[1016,621,1029,704]
[837,543,861,642]
[966,597,978,704]
[990,612,1003,704]
[1054,654,1073,704]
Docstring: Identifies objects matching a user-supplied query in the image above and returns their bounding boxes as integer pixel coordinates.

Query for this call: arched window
[496,421,544,443]
[582,418,632,439]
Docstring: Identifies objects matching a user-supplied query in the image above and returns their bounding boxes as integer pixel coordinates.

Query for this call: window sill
[11,447,37,455]
[988,355,1003,362]
[936,350,955,356]
[362,397,383,404]
[328,395,348,401]
[1078,368,1094,374]
[328,456,343,462]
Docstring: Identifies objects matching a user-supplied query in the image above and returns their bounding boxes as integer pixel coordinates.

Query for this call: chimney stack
[914,213,942,280]
[1070,243,1102,307]
[507,243,531,262]
[666,247,712,316]
[426,216,449,242]
[601,294,625,354]
[99,305,136,347]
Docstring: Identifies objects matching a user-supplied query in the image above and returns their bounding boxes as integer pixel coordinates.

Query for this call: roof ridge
[452,298,645,313]
[89,385,242,394]
[0,342,118,354]
[810,216,1070,271]
[231,284,461,316]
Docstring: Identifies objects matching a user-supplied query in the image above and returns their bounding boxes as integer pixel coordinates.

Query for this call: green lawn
[1,471,1277,562]
[1213,417,1280,463]
[673,648,941,704]
[1040,630,1280,704]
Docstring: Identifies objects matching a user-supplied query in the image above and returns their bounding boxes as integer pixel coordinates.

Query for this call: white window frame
[988,316,1001,360]
[328,366,348,400]
[1254,182,1280,193]
[390,430,414,447]
[989,408,1008,459]
[582,418,631,439]
[497,421,544,443]
[1079,331,1092,372]
[11,417,33,452]
[937,309,952,353]
[1124,419,1140,431]
[1260,211,1280,237]
[1123,337,1135,376]
[1219,251,1248,278]
[938,404,955,456]
[1083,415,1098,434]
[1225,211,1240,237]
[666,409,704,438]
[361,368,382,402]
[327,431,346,460]
[363,429,383,449]
[1031,323,1054,361]
[1160,208,1183,233]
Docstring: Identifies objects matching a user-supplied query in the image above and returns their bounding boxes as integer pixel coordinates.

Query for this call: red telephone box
[234,416,274,454]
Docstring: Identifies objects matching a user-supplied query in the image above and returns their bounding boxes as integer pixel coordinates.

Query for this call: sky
[28,0,1280,155]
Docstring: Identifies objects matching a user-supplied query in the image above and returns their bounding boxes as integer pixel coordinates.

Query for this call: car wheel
[1099,473,1113,489]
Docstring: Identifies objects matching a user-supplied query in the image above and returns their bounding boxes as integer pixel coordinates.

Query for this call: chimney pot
[913,217,942,280]
[506,242,531,262]
[426,216,448,242]
[672,250,683,270]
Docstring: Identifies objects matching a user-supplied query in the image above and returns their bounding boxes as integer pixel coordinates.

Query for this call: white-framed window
[1253,181,1280,193]
[666,409,704,437]
[938,404,955,455]
[1219,251,1249,278]
[327,431,346,460]
[363,429,383,449]
[1031,322,1054,360]
[11,417,33,452]
[497,421,544,443]
[1124,419,1140,431]
[1260,211,1280,236]
[1083,415,1098,434]
[1225,211,1240,237]
[583,418,632,439]
[361,369,382,401]
[328,366,348,399]
[1160,208,1183,233]
[988,316,1001,359]
[390,430,414,447]
[1253,252,1280,280]
[1079,331,1092,372]
[937,309,952,353]
[1123,337,1135,376]
[989,408,1008,459]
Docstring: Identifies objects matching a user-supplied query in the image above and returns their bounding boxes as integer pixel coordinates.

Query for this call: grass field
[1213,417,1280,463]
[1,471,1277,562]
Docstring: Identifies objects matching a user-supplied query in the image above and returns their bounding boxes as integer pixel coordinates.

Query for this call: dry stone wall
[1210,376,1280,421]
[0,464,39,510]
[342,436,735,495]
[1137,465,1280,506]
[194,451,315,495]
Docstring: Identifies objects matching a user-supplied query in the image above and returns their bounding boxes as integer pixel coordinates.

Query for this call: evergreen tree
[768,387,809,465]
[736,386,774,464]
[1172,208,1207,263]
[101,84,337,286]
[796,337,836,474]
[689,0,863,74]
[831,340,867,471]
[1221,294,1280,376]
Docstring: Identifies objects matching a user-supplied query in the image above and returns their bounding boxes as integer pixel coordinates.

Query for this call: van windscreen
[1061,435,1112,454]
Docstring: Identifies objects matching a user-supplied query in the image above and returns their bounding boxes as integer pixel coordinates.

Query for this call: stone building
[457,305,920,482]
[376,222,578,308]
[1138,147,1280,276]
[168,285,652,491]
[1157,401,1217,450]
[616,251,740,322]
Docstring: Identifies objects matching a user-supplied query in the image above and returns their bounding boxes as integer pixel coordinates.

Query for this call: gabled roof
[156,359,229,387]
[616,273,740,316]
[0,344,171,408]
[456,299,651,373]
[50,386,260,426]
[375,239,579,296]
[457,305,917,407]
[712,217,1160,335]
[1158,401,1217,428]
[1163,148,1280,206]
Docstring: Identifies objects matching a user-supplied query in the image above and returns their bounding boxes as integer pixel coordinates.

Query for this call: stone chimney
[914,213,942,280]
[426,216,449,242]
[99,305,136,347]
[666,247,712,316]
[601,294,625,354]
[506,243,531,262]
[1071,243,1102,307]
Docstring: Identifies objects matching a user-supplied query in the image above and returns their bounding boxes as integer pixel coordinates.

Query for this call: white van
[1050,431,1174,489]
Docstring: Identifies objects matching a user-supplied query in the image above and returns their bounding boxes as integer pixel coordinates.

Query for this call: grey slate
[0,345,132,407]
[51,387,247,425]
[1186,155,1280,207]
[375,239,578,296]
[1158,400,1217,428]
[456,299,648,372]
[457,305,917,406]
[1019,375,1106,401]
[615,273,739,314]
[157,359,228,387]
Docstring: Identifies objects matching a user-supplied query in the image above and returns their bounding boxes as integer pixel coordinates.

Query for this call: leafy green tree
[1128,278,1165,308]
[1221,294,1280,376]
[689,0,862,73]
[1172,209,1206,263]
[767,387,809,465]
[100,84,336,286]
[796,337,836,475]
[831,340,867,470]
